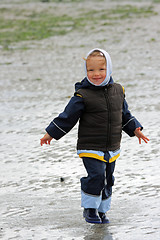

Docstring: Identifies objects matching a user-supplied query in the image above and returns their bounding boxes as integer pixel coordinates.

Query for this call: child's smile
[86,56,106,85]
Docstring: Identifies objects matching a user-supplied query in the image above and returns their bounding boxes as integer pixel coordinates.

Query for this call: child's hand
[40,133,53,146]
[134,127,149,144]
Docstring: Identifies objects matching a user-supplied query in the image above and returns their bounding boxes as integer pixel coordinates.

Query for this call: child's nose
[94,70,100,76]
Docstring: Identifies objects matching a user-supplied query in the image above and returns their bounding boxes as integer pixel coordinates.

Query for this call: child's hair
[83,50,105,61]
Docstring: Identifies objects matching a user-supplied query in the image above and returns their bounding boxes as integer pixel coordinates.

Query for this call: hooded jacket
[46,77,142,143]
[46,49,143,159]
[76,48,124,151]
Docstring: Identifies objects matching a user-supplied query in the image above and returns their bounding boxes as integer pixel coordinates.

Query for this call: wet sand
[0,0,160,239]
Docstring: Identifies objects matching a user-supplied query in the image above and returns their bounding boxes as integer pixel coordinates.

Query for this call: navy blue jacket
[46,77,143,141]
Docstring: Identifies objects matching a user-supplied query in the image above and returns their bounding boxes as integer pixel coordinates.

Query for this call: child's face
[86,56,106,85]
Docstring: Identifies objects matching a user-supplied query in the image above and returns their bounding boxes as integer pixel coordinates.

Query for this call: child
[40,48,149,224]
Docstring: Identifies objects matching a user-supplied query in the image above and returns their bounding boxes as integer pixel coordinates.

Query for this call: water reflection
[84,225,113,240]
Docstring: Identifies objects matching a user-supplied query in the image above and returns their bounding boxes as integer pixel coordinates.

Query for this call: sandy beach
[0,0,160,239]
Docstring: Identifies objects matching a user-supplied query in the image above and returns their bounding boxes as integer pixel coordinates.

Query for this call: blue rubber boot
[83,208,102,224]
[98,212,110,224]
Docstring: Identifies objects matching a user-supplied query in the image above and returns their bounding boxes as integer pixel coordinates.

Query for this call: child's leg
[81,157,106,209]
[98,161,116,213]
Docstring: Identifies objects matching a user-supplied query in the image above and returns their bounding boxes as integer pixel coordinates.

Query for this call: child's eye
[88,69,93,72]
[100,68,105,71]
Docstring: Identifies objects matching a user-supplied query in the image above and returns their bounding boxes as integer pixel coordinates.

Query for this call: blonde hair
[83,50,106,62]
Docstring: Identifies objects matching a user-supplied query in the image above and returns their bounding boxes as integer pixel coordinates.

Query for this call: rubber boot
[98,212,110,224]
[83,208,101,224]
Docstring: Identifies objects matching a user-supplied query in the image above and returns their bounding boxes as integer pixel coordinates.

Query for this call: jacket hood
[84,48,112,87]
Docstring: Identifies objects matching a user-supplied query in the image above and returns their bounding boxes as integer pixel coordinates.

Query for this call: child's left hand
[134,127,149,144]
[40,133,53,146]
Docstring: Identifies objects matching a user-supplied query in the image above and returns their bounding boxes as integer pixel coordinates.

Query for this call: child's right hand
[40,133,53,146]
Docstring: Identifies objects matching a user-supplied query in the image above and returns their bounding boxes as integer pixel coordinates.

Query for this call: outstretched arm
[122,99,149,143]
[40,94,84,145]
[134,127,149,144]
[122,99,143,136]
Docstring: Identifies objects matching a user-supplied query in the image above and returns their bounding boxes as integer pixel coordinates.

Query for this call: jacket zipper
[104,86,111,148]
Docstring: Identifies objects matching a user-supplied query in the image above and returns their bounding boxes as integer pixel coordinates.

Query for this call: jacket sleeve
[46,94,84,140]
[122,99,143,137]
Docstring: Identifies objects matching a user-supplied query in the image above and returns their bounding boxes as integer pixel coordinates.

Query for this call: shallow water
[0,0,160,239]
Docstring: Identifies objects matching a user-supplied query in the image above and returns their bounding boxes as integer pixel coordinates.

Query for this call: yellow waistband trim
[78,152,120,163]
[109,153,120,163]
[79,153,107,162]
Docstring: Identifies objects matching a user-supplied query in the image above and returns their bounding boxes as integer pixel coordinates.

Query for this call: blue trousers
[81,156,116,213]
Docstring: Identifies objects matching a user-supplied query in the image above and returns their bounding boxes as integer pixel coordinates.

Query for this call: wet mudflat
[0,0,160,239]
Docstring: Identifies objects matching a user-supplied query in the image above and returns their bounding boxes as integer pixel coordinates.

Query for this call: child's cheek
[87,72,92,80]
